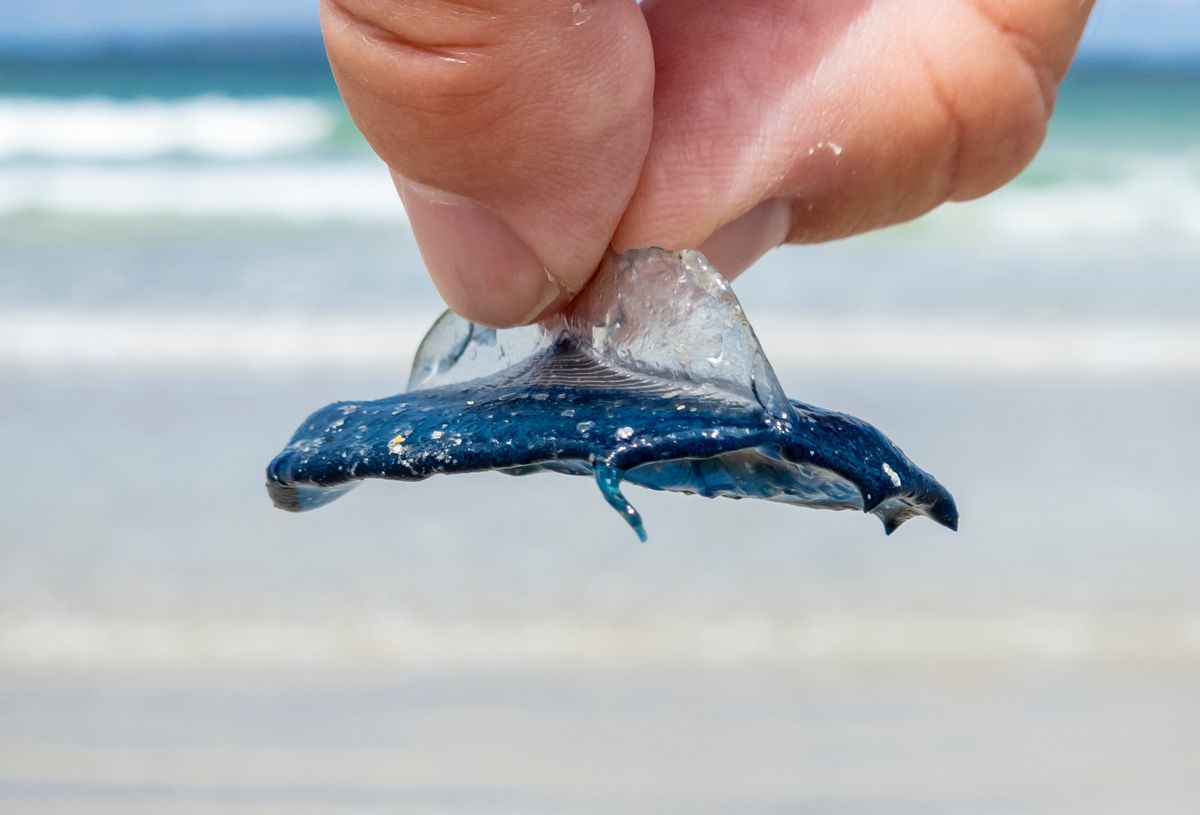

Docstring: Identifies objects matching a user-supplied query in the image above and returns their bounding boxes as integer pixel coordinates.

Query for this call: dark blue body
[267,380,958,538]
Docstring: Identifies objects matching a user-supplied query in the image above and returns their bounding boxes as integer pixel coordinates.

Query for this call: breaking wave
[0,154,1197,242]
[0,162,402,221]
[0,95,336,160]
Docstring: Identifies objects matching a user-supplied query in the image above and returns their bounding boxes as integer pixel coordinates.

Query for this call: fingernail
[699,198,793,279]
[395,174,562,327]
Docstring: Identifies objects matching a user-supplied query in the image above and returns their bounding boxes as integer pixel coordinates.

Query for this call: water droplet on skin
[806,141,844,158]
[571,1,592,26]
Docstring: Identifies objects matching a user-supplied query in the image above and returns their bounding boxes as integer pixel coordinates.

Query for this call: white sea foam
[2,310,1198,375]
[1,611,1196,673]
[1,154,1198,238]
[0,96,336,160]
[0,162,402,221]
[924,154,1200,241]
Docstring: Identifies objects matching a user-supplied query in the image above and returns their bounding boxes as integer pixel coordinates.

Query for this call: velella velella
[266,248,957,540]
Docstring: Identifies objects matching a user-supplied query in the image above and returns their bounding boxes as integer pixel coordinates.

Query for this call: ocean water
[1,50,1198,813]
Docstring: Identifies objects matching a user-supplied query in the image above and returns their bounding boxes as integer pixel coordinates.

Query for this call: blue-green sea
[1,46,1198,814]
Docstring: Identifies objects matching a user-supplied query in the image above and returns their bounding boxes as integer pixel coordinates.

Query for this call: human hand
[323,0,1094,326]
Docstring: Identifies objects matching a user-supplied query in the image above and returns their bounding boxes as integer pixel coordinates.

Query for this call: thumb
[321,0,654,326]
